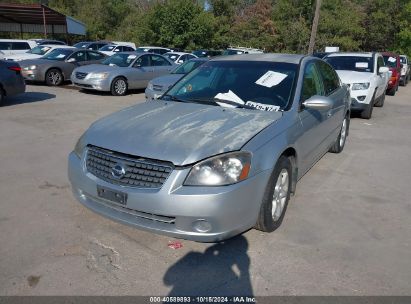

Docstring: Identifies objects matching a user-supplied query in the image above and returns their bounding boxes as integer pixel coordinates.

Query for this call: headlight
[74,133,87,158]
[351,82,370,90]
[184,151,252,186]
[147,82,153,90]
[23,65,37,70]
[87,72,109,80]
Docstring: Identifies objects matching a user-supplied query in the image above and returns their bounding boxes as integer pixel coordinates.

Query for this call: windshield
[192,50,208,57]
[28,46,52,55]
[223,49,245,56]
[100,45,116,51]
[164,53,179,61]
[101,53,137,67]
[383,55,397,68]
[172,60,205,74]
[400,56,407,64]
[136,47,149,53]
[325,56,374,73]
[42,49,73,60]
[73,42,89,48]
[164,61,297,111]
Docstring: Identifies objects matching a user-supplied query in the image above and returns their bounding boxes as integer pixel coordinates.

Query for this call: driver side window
[133,55,150,67]
[69,51,86,62]
[301,62,323,102]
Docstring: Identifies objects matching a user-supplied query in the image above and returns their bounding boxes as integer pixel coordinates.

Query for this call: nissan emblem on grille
[111,163,126,179]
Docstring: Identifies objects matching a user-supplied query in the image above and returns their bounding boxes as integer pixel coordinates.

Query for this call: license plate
[97,185,127,205]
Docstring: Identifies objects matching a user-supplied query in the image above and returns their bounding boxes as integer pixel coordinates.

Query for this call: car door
[151,54,173,78]
[129,54,154,88]
[375,55,387,97]
[296,61,330,172]
[65,50,87,76]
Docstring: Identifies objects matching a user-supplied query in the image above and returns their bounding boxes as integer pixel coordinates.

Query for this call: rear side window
[317,61,340,95]
[151,55,171,66]
[12,42,30,50]
[0,42,12,50]
[301,62,324,102]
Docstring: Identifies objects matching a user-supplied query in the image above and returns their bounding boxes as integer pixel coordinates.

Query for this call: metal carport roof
[0,3,86,36]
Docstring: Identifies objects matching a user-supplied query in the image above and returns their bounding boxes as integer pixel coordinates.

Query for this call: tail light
[8,66,22,73]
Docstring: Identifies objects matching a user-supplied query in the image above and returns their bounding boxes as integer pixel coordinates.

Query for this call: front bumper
[71,76,111,91]
[21,69,44,82]
[349,87,372,111]
[68,151,270,242]
[145,87,165,101]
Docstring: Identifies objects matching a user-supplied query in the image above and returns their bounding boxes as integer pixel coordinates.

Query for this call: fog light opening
[357,96,366,101]
[193,220,212,233]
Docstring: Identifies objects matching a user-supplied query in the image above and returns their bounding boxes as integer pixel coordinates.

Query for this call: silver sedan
[71,52,175,96]
[68,54,350,242]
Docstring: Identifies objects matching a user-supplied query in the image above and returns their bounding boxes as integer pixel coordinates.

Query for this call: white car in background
[400,55,410,86]
[163,52,197,64]
[99,44,136,56]
[325,52,389,119]
[4,45,75,61]
[0,39,37,56]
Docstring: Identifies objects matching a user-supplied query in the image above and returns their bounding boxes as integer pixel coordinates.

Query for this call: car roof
[165,52,189,56]
[41,45,75,49]
[326,52,373,58]
[382,51,398,56]
[138,46,170,49]
[211,53,305,64]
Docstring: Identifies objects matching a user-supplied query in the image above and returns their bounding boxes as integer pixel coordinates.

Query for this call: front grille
[86,146,173,188]
[152,84,164,91]
[76,72,88,80]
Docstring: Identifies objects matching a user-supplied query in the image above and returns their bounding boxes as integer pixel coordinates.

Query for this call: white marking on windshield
[255,70,288,88]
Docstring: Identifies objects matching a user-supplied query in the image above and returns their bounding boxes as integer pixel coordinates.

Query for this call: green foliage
[1,0,409,55]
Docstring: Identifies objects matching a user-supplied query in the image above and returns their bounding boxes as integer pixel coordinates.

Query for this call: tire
[111,77,128,96]
[0,88,4,106]
[45,68,63,86]
[255,156,292,232]
[387,86,396,96]
[374,92,385,107]
[329,115,349,153]
[361,92,375,119]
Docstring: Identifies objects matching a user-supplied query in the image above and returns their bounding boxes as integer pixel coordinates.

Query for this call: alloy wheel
[272,169,289,221]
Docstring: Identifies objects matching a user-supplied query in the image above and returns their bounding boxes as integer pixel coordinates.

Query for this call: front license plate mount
[97,185,127,205]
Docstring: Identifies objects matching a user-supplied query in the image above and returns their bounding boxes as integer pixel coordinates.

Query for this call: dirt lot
[0,84,410,296]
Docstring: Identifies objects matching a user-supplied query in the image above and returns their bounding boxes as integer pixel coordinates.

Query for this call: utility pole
[308,0,321,55]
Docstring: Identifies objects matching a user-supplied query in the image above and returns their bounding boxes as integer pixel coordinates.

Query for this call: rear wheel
[255,156,292,232]
[45,68,63,86]
[374,92,385,107]
[387,86,396,96]
[329,116,349,153]
[111,77,128,96]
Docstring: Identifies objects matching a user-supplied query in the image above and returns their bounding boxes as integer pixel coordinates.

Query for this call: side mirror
[114,49,120,52]
[378,66,389,74]
[67,58,76,63]
[302,96,333,111]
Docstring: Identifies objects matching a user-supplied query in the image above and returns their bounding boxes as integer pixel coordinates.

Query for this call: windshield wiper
[161,94,188,103]
[213,98,256,110]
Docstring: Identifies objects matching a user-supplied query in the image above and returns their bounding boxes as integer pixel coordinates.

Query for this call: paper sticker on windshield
[388,57,396,63]
[355,62,368,68]
[215,90,245,107]
[56,54,65,58]
[246,101,280,112]
[255,71,288,88]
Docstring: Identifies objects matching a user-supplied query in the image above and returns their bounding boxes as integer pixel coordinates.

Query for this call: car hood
[5,53,41,61]
[85,101,282,166]
[74,64,126,73]
[151,74,184,89]
[336,70,373,84]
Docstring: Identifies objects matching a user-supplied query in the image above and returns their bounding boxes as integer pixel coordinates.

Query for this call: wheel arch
[280,147,298,194]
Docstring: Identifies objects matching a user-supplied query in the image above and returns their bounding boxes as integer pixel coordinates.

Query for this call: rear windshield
[29,46,52,55]
[42,49,73,60]
[165,60,298,111]
[325,56,374,73]
[172,60,205,74]
[100,45,116,51]
[383,55,398,68]
[101,53,137,67]
[73,42,89,48]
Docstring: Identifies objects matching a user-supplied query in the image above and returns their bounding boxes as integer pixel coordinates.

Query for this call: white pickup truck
[324,52,389,119]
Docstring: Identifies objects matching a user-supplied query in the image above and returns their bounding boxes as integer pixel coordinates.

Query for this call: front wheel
[45,68,63,86]
[111,77,128,96]
[255,156,292,232]
[329,116,349,153]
